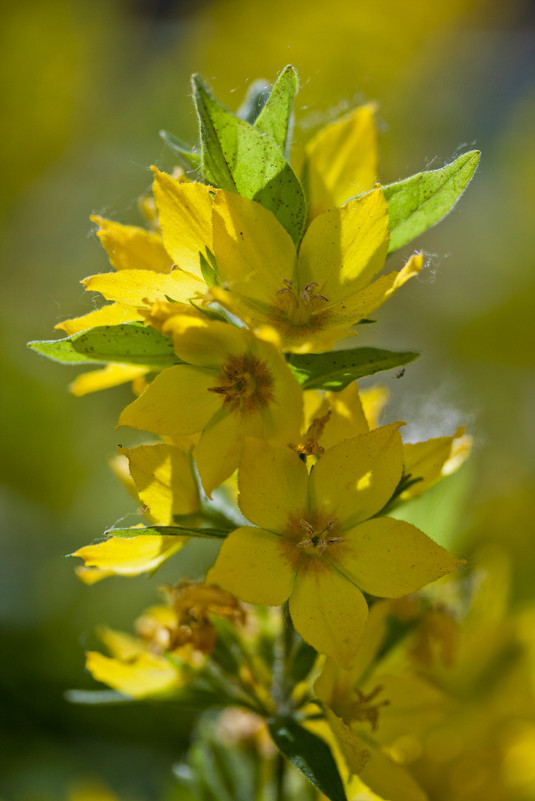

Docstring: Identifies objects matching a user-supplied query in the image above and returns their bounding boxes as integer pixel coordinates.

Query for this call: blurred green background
[2,0,535,798]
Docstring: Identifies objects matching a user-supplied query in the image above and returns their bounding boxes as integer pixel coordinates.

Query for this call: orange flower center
[208,353,275,415]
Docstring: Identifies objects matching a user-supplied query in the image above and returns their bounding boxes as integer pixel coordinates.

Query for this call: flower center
[208,353,275,415]
[295,517,344,556]
[340,685,390,731]
[275,279,329,327]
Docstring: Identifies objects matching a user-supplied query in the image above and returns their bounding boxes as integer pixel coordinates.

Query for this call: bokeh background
[2,0,535,798]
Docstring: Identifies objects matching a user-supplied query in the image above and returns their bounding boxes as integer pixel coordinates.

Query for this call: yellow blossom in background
[208,429,460,666]
[118,315,303,495]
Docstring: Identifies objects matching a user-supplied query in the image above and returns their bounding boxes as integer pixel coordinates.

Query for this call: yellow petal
[91,215,173,273]
[360,385,390,429]
[310,425,404,529]
[75,566,114,584]
[82,269,204,307]
[72,534,183,577]
[402,427,471,500]
[238,441,308,530]
[118,365,221,436]
[161,315,247,367]
[207,526,295,606]
[320,383,370,449]
[69,364,149,396]
[358,746,427,801]
[195,411,243,497]
[213,189,296,303]
[151,171,214,278]
[336,517,460,598]
[97,626,145,659]
[326,252,423,327]
[297,189,389,301]
[55,302,143,335]
[86,651,181,698]
[366,673,447,744]
[121,443,199,522]
[304,105,378,219]
[289,562,368,668]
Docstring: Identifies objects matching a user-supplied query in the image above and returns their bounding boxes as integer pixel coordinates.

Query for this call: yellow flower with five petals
[118,315,303,495]
[207,427,460,667]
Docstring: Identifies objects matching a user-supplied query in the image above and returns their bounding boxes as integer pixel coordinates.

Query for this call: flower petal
[319,383,370,449]
[289,563,368,667]
[82,269,204,308]
[213,189,296,302]
[69,364,149,396]
[72,534,183,577]
[91,215,173,273]
[326,252,423,326]
[238,440,308,530]
[304,105,378,219]
[121,443,199,522]
[86,651,181,698]
[151,171,213,278]
[402,427,471,500]
[297,189,388,301]
[195,411,244,497]
[358,746,427,801]
[161,315,248,367]
[55,302,142,335]
[118,364,220,435]
[310,424,404,529]
[335,517,460,598]
[207,526,295,606]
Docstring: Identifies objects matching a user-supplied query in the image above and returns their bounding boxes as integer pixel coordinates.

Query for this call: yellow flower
[150,168,422,353]
[309,600,449,801]
[118,315,303,495]
[207,428,460,666]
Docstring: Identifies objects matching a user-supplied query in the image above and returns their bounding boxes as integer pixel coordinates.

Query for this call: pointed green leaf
[268,716,347,801]
[237,79,271,124]
[287,347,419,390]
[28,322,178,368]
[159,130,202,171]
[191,73,306,243]
[383,150,480,253]
[254,65,299,157]
[105,525,230,540]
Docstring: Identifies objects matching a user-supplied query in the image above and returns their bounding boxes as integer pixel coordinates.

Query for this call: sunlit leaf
[383,150,480,252]
[287,347,419,390]
[28,322,177,368]
[192,74,306,242]
[254,64,299,157]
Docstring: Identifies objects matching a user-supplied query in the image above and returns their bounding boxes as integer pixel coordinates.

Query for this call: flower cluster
[31,67,481,801]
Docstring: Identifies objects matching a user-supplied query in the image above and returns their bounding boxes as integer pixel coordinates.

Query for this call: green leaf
[191,73,306,243]
[105,525,229,540]
[159,130,201,171]
[288,347,419,390]
[254,65,299,157]
[199,249,220,287]
[289,640,318,684]
[28,322,177,368]
[237,79,271,124]
[383,150,480,253]
[268,716,347,801]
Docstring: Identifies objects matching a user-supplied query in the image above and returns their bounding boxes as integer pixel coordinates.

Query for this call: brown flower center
[208,353,275,415]
[295,516,344,556]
